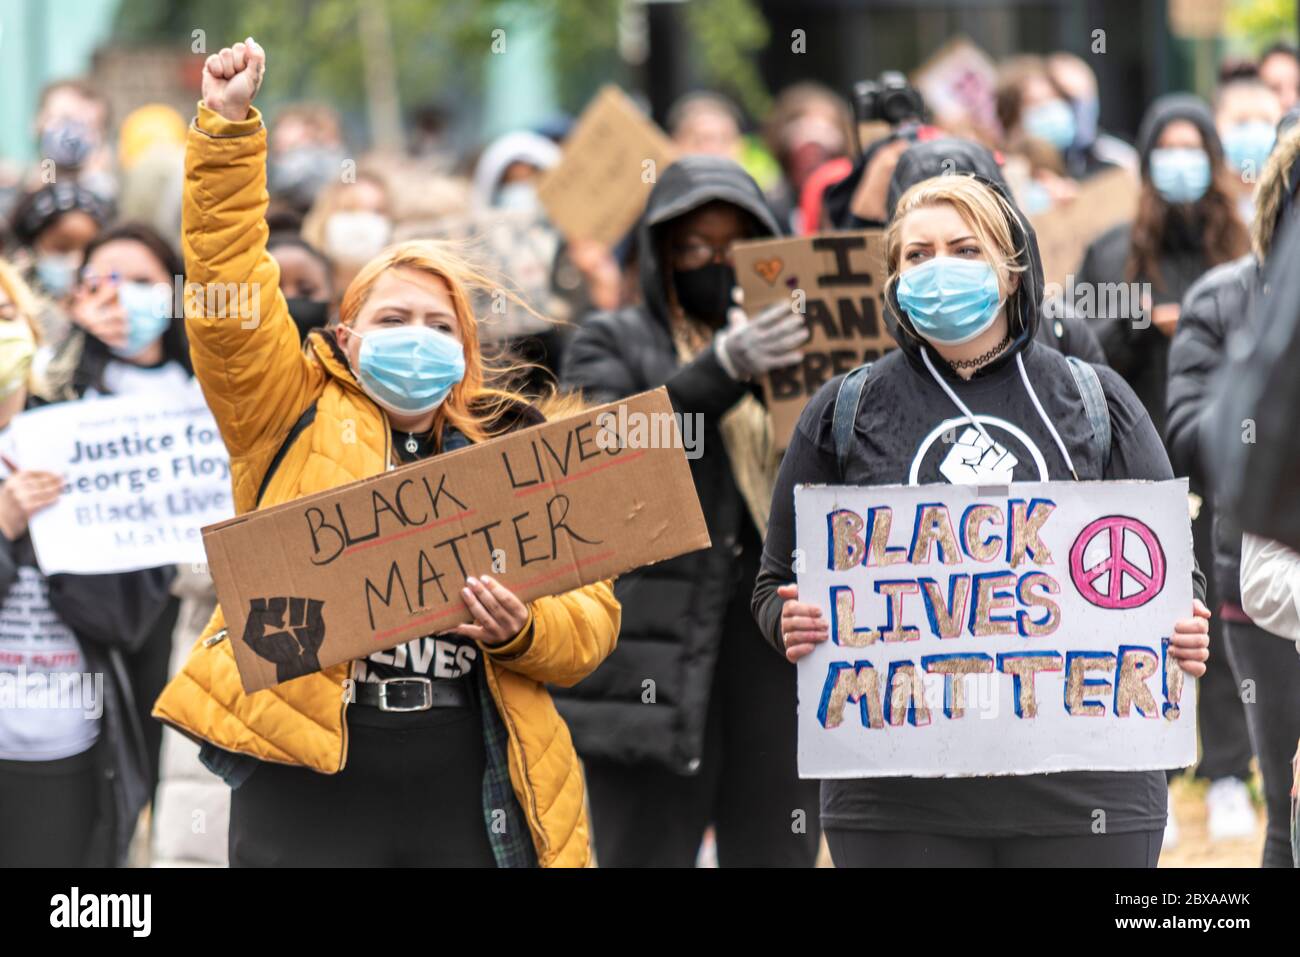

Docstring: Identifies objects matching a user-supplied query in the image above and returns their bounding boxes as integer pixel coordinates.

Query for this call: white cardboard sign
[795,480,1196,779]
[4,384,233,574]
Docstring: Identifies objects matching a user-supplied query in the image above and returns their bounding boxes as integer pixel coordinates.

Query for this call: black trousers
[584,544,821,867]
[128,597,179,795]
[0,745,99,867]
[825,828,1163,867]
[1189,506,1253,782]
[228,703,497,867]
[1223,619,1300,867]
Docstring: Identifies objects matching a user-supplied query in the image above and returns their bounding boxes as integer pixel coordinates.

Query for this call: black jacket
[1076,94,1230,437]
[1204,119,1300,552]
[556,156,780,772]
[0,533,174,866]
[1166,254,1257,607]
[751,161,1204,838]
[831,135,1106,364]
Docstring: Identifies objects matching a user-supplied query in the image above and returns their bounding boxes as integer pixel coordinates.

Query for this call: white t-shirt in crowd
[88,358,191,400]
[0,564,101,761]
[0,435,101,760]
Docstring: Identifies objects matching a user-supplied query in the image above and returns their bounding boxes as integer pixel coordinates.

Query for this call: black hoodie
[557,156,793,773]
[751,166,1204,838]
[1076,94,1230,437]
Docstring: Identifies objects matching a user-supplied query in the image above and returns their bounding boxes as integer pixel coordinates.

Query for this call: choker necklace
[404,433,420,455]
[947,331,1013,371]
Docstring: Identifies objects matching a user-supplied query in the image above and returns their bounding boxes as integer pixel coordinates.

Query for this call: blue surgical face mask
[895,256,1003,346]
[35,253,79,297]
[1073,97,1100,148]
[351,325,466,416]
[1019,179,1054,216]
[495,182,540,213]
[1222,120,1276,177]
[114,281,173,358]
[39,119,97,169]
[1149,147,1212,204]
[1024,99,1077,152]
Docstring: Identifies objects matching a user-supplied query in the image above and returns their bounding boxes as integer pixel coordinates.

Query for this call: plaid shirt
[475,666,538,867]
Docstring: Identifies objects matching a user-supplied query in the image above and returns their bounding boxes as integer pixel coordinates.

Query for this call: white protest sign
[4,384,233,574]
[795,480,1195,779]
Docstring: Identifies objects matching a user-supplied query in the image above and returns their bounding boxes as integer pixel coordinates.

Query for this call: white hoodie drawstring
[1015,351,1079,479]
[920,346,997,448]
[920,345,1079,480]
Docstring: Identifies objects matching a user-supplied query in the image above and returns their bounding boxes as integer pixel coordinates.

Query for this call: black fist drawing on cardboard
[241,597,326,683]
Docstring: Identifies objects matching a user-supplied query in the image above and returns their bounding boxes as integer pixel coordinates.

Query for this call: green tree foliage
[1226,0,1298,52]
[112,0,771,125]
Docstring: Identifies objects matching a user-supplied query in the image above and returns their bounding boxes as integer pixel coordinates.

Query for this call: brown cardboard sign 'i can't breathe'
[202,388,710,692]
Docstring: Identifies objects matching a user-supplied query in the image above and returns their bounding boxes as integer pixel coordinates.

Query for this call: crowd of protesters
[0,31,1296,869]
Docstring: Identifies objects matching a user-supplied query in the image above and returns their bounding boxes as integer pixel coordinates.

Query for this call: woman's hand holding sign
[777,582,828,664]
[1167,598,1211,678]
[454,575,531,647]
[0,468,63,541]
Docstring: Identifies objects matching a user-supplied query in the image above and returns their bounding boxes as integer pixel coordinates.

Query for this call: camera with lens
[852,71,927,127]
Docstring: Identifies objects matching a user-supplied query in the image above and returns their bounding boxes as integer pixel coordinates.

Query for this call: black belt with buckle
[353,677,470,712]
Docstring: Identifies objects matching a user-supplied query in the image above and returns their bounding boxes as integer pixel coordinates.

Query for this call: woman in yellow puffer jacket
[153,37,619,867]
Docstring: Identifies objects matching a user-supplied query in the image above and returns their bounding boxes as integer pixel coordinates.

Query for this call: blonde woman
[153,38,619,868]
[753,173,1211,868]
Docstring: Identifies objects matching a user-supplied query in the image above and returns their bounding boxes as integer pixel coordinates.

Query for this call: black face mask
[672,262,735,328]
[285,297,330,340]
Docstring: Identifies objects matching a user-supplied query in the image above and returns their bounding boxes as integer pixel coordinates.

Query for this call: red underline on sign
[512,450,648,497]
[370,549,619,643]
[344,509,477,556]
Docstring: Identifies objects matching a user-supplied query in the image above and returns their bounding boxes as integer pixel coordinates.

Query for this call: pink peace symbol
[1069,515,1166,609]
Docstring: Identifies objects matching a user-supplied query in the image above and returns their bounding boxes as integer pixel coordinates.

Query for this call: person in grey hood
[752,170,1211,867]
[559,156,820,866]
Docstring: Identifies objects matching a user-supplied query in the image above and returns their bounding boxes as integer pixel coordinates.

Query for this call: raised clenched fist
[201,36,266,124]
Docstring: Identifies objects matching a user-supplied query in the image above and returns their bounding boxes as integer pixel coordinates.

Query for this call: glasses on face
[671,241,734,271]
[78,270,124,292]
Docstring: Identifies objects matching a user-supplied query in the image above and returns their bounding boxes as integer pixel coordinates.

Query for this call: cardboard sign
[1031,167,1140,288]
[733,231,896,449]
[538,86,677,247]
[203,388,709,692]
[3,385,233,574]
[795,480,1196,778]
[911,37,1000,136]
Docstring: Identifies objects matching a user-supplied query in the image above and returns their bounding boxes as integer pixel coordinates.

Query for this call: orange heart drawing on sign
[754,258,784,285]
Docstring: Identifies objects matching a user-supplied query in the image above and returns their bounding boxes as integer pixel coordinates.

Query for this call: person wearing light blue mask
[1222,120,1276,176]
[114,281,174,359]
[1215,78,1283,224]
[896,255,1004,346]
[344,323,466,417]
[65,224,191,392]
[9,182,108,306]
[1022,99,1077,153]
[757,171,1212,870]
[1149,147,1213,204]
